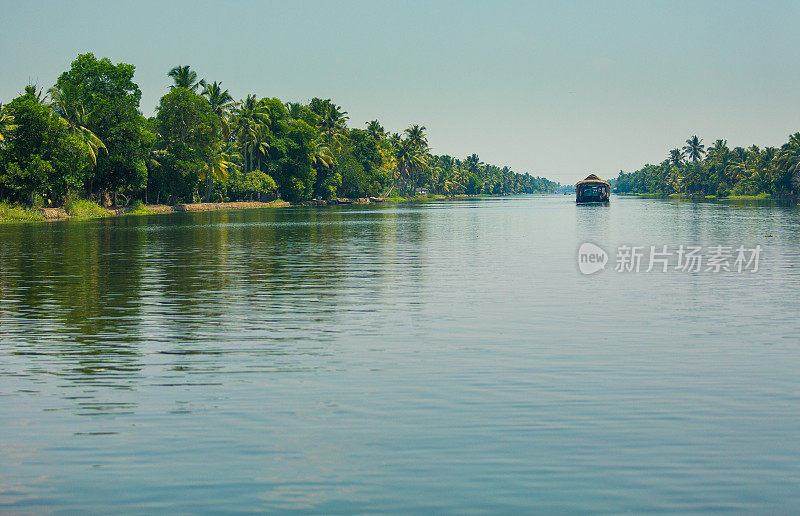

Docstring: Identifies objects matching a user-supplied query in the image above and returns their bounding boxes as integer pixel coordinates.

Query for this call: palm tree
[250,125,270,173]
[285,102,304,121]
[668,148,685,167]
[708,139,728,155]
[200,81,237,199]
[48,85,107,168]
[730,147,761,191]
[388,138,428,195]
[199,143,234,201]
[201,81,236,138]
[168,65,204,91]
[404,124,428,150]
[397,125,429,189]
[232,94,270,174]
[683,135,705,162]
[704,140,730,193]
[366,120,385,141]
[317,103,348,151]
[777,133,800,193]
[312,137,335,169]
[23,84,49,105]
[465,153,482,174]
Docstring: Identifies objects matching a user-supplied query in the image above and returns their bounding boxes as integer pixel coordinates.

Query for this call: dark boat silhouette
[575,174,610,204]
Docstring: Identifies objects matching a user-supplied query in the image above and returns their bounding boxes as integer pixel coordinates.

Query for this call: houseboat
[575,174,610,204]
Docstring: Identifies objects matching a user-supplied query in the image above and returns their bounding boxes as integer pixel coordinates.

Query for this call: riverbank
[0,199,294,223]
[0,194,467,223]
[616,192,789,201]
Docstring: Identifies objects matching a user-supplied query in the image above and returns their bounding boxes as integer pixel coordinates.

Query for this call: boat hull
[575,178,610,204]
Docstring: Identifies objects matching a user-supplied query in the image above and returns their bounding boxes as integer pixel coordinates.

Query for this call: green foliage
[1,53,562,210]
[0,94,90,204]
[0,201,45,222]
[64,198,110,219]
[125,199,155,215]
[54,53,152,200]
[617,133,800,197]
[152,88,217,203]
[233,170,277,200]
[265,115,317,203]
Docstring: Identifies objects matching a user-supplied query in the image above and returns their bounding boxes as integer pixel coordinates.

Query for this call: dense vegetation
[616,134,800,197]
[0,53,558,209]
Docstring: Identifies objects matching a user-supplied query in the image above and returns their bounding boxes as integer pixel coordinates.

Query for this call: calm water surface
[1,195,799,513]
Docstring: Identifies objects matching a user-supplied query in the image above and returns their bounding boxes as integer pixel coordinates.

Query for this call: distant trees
[616,134,800,197]
[0,53,560,208]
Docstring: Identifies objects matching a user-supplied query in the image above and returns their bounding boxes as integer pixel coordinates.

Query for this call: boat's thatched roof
[575,174,610,187]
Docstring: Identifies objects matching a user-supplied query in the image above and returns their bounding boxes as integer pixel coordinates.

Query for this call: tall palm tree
[201,81,236,138]
[404,124,428,150]
[232,94,270,174]
[704,140,730,192]
[683,135,705,162]
[668,148,685,167]
[250,125,270,173]
[200,81,237,199]
[168,65,204,91]
[317,103,348,151]
[48,85,107,168]
[366,120,385,141]
[399,125,429,188]
[389,138,428,195]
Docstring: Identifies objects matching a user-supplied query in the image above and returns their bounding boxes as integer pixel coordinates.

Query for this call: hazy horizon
[2,0,798,184]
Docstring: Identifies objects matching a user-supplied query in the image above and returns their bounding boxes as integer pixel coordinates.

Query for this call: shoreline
[2,194,518,223]
[615,192,797,201]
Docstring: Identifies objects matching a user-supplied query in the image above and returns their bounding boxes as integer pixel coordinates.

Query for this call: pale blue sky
[2,0,798,183]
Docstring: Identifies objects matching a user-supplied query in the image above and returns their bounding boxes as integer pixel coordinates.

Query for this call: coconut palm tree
[683,135,705,162]
[48,85,107,167]
[388,138,428,195]
[668,148,685,167]
[199,143,235,201]
[201,81,236,138]
[168,65,204,91]
[200,81,237,199]
[232,95,270,174]
[465,153,482,174]
[317,103,348,151]
[404,124,428,150]
[250,125,270,173]
[708,139,728,155]
[312,137,335,170]
[284,102,304,121]
[366,120,385,141]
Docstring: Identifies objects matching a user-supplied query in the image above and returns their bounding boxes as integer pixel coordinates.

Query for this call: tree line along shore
[614,134,800,198]
[0,53,559,221]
